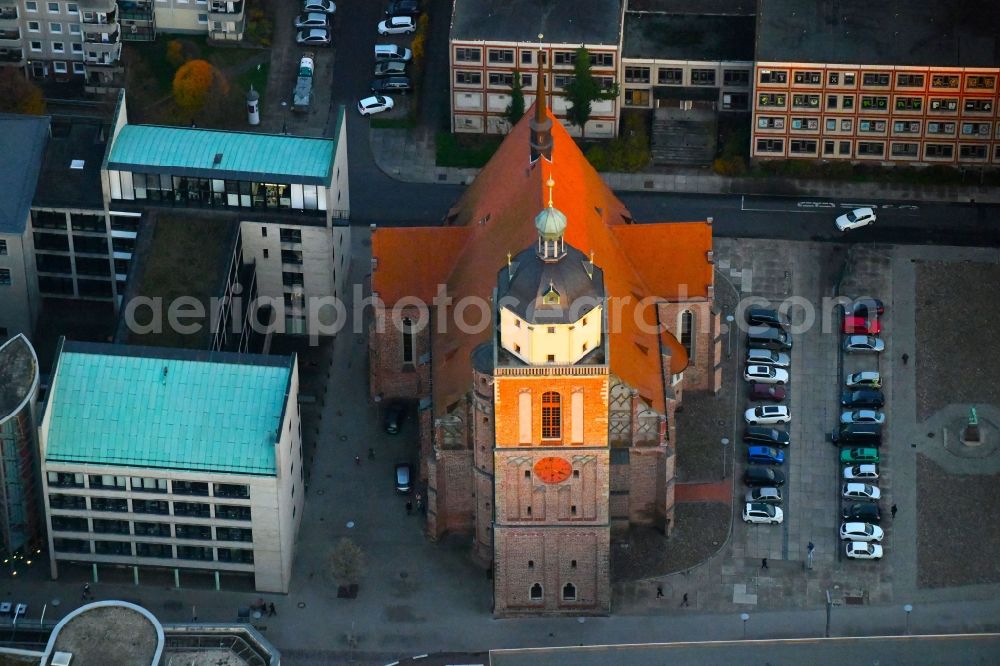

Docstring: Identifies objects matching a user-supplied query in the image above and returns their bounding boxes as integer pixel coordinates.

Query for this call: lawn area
[436,132,503,168]
[128,213,237,350]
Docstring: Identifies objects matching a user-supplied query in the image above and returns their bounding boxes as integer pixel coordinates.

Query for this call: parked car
[850,298,885,317]
[840,447,880,464]
[296,27,331,45]
[842,389,885,408]
[374,44,412,61]
[744,364,789,385]
[378,15,416,34]
[750,383,786,402]
[394,462,412,493]
[747,446,785,465]
[843,334,884,353]
[303,0,337,13]
[843,502,881,523]
[745,405,790,425]
[845,541,883,560]
[742,502,783,524]
[832,423,882,446]
[842,315,881,335]
[384,401,406,434]
[745,307,786,328]
[745,487,782,504]
[747,327,792,350]
[374,61,408,77]
[746,348,790,367]
[840,521,884,542]
[842,482,881,501]
[835,207,877,231]
[294,12,329,28]
[843,463,879,481]
[846,371,882,388]
[743,426,790,447]
[840,409,886,425]
[744,466,786,487]
[371,76,411,93]
[385,0,421,16]
[358,95,394,115]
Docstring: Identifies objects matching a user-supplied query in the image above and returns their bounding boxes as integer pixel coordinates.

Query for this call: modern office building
[449,0,625,137]
[39,340,303,593]
[752,0,1000,166]
[0,0,123,90]
[0,334,43,556]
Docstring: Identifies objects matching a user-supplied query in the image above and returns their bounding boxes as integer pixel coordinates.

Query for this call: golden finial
[589,249,595,264]
[507,251,512,268]
[546,176,555,208]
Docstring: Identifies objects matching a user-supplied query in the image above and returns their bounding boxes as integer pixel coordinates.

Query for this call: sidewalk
[368,127,1000,203]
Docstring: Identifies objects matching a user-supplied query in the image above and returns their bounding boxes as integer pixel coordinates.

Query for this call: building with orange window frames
[752,0,1000,166]
[369,65,719,616]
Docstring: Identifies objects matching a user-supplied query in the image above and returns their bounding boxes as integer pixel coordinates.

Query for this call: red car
[842,315,881,334]
[750,383,786,402]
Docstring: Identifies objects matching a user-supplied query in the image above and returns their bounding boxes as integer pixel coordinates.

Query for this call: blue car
[747,446,785,465]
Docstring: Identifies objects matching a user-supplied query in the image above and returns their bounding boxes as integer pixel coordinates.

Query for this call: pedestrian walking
[354,455,361,466]
[902,353,909,365]
[405,501,413,514]
[761,558,768,569]
[415,492,422,511]
[681,593,689,607]
[268,603,276,617]
[656,584,664,598]
[367,447,375,460]
[891,503,898,519]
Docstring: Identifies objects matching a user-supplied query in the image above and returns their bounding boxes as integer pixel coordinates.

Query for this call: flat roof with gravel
[49,605,159,666]
[452,0,624,45]
[0,335,39,424]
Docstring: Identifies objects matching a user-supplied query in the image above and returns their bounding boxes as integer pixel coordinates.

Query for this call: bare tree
[329,538,365,586]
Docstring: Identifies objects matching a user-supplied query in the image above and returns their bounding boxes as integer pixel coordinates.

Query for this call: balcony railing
[85,27,120,44]
[0,29,19,40]
[82,8,117,24]
[0,8,17,20]
[0,49,23,62]
[210,0,243,14]
[119,1,153,21]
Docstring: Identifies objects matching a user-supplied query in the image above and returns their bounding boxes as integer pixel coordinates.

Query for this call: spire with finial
[529,37,553,164]
[534,171,566,261]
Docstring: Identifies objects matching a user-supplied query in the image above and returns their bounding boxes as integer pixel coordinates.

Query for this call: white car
[845,541,883,560]
[846,370,882,388]
[836,207,877,231]
[744,365,789,385]
[843,335,885,353]
[294,12,329,29]
[745,405,790,425]
[843,464,879,481]
[842,482,881,501]
[745,487,782,504]
[357,95,394,116]
[747,348,791,368]
[742,502,784,525]
[295,28,331,45]
[377,15,416,34]
[840,522,884,542]
[303,0,336,13]
[840,409,886,425]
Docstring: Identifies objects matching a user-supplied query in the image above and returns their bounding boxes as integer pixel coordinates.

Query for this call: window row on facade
[52,537,254,563]
[621,65,750,88]
[753,138,1000,162]
[454,46,615,69]
[755,116,997,138]
[49,493,254,520]
[47,472,250,498]
[757,69,997,93]
[453,70,615,92]
[51,515,252,542]
[756,93,997,115]
[106,170,329,212]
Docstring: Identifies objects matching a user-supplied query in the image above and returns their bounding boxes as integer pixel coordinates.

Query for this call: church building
[369,66,720,616]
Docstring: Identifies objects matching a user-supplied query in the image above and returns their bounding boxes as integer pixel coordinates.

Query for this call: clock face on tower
[534,457,572,484]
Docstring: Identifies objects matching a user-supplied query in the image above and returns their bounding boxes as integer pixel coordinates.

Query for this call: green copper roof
[106,124,335,185]
[45,342,294,475]
[535,205,567,238]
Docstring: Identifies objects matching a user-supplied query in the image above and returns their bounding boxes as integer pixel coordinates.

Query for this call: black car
[745,307,786,329]
[832,423,882,446]
[743,426,790,447]
[371,76,411,93]
[850,298,885,318]
[746,326,793,351]
[385,0,420,17]
[744,466,786,487]
[841,389,885,408]
[842,502,881,524]
[384,401,406,434]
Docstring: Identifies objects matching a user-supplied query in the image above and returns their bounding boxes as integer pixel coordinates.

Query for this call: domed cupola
[535,177,566,262]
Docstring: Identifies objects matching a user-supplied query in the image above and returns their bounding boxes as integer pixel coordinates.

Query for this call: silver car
[843,335,885,353]
[296,28,331,46]
[744,487,782,504]
[295,12,329,29]
[747,348,791,368]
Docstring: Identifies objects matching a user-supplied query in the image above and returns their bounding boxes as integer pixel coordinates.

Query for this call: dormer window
[542,282,560,305]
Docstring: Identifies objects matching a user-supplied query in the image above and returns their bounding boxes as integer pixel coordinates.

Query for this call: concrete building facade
[39,340,303,593]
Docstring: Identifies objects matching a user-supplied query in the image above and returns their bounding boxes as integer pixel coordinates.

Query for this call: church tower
[489,176,611,616]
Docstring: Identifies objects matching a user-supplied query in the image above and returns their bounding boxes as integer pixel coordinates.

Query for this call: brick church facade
[369,79,720,616]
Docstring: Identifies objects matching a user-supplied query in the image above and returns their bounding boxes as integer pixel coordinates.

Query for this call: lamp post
[825,589,832,637]
[281,101,288,135]
[721,437,730,479]
[903,603,913,635]
[725,314,735,358]
[740,612,750,639]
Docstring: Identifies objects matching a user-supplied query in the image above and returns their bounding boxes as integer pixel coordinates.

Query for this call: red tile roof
[372,107,713,415]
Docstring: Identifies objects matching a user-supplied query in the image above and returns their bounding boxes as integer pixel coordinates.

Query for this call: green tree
[504,70,525,129]
[563,47,619,135]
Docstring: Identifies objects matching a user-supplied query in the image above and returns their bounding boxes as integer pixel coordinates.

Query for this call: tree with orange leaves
[0,68,46,115]
[172,59,228,114]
